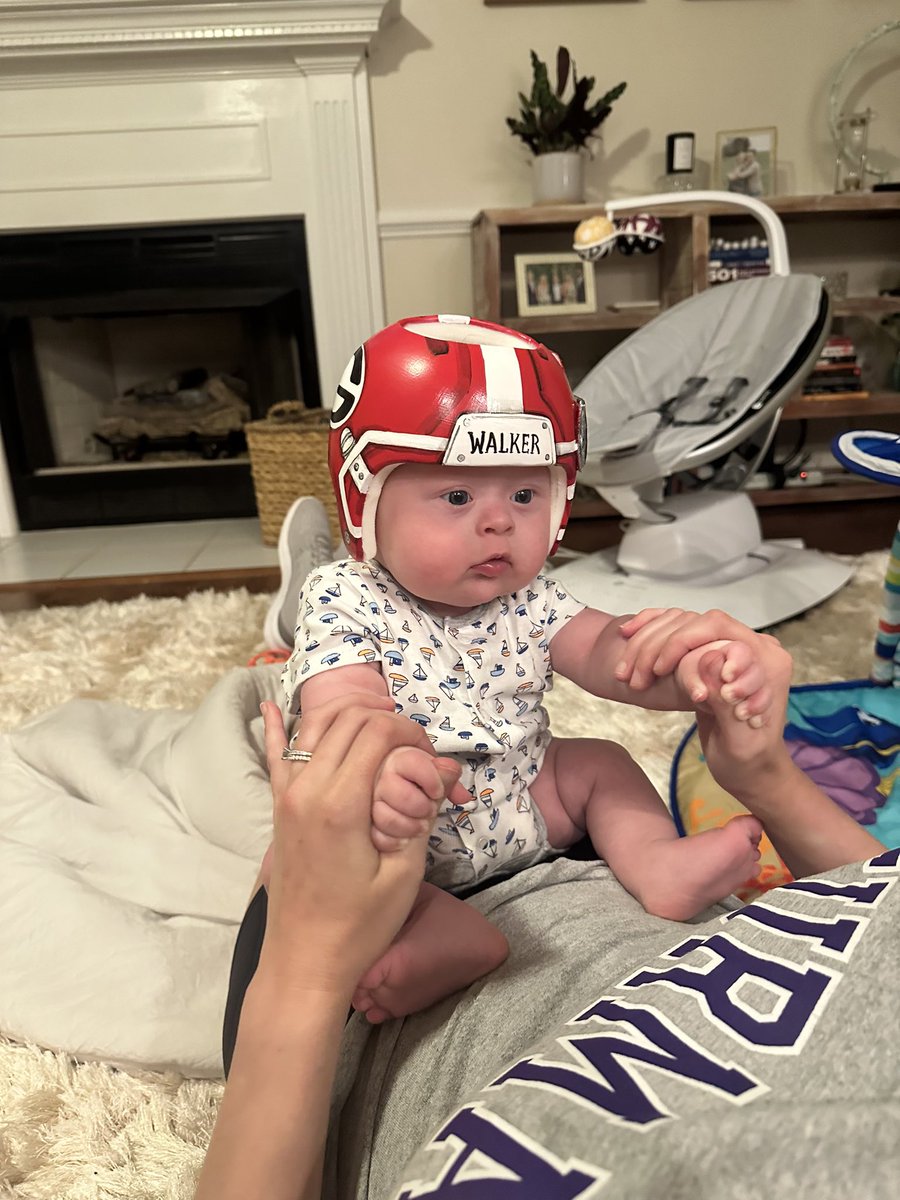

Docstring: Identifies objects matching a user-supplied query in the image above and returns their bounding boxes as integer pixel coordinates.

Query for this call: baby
[283,314,772,1023]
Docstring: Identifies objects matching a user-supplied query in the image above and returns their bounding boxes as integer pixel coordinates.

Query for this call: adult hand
[617,607,784,718]
[197,695,450,1200]
[258,698,456,1002]
[690,643,884,879]
[282,688,465,854]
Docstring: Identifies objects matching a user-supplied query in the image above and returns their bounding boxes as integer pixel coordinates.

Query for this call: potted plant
[506,46,626,205]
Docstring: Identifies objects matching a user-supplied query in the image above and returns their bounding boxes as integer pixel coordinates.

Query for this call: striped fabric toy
[832,430,900,686]
[873,522,900,685]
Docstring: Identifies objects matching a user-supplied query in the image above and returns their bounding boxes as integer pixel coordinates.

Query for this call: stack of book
[707,236,770,285]
[802,335,868,401]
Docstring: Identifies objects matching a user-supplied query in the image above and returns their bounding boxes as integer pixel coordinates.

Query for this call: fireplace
[0,0,390,536]
[0,218,319,528]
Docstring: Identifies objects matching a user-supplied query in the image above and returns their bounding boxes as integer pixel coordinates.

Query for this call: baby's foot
[351,885,508,1024]
[352,939,435,1024]
[635,815,763,921]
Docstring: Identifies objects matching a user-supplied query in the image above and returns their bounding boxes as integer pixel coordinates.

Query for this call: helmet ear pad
[546,464,569,554]
[361,463,401,562]
[360,462,568,565]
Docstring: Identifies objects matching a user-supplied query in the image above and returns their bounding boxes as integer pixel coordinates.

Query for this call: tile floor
[0,518,279,586]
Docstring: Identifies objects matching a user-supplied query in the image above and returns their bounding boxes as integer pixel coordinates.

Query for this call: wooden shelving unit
[570,478,898,517]
[472,193,900,554]
[501,306,661,336]
[782,391,900,421]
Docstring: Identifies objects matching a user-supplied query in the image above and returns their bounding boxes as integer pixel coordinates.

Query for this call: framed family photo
[714,127,777,198]
[514,252,596,317]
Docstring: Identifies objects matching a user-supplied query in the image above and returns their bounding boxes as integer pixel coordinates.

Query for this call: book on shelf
[820,337,855,359]
[802,384,866,395]
[707,247,771,262]
[708,236,770,285]
[710,237,768,251]
[708,264,771,284]
[809,361,861,374]
[803,368,863,392]
[800,390,871,402]
[803,378,864,389]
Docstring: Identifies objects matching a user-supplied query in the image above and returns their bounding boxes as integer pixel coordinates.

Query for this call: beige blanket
[0,666,279,1076]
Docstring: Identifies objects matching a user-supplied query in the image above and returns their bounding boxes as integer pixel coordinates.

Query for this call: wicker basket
[244,401,340,547]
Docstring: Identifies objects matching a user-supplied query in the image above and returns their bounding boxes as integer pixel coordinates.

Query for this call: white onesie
[282,560,585,889]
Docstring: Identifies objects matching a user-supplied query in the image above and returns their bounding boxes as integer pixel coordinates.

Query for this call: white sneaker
[263,496,335,649]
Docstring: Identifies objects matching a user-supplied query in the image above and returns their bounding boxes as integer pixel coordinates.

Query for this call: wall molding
[0,2,390,59]
[378,211,474,240]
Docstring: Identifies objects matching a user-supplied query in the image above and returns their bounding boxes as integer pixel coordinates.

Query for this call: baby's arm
[300,667,468,852]
[550,605,778,720]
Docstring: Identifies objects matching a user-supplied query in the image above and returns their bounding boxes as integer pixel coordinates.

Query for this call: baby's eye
[443,489,471,506]
[513,488,534,504]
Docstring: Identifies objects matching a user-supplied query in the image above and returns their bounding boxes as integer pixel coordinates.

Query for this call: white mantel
[0,0,391,536]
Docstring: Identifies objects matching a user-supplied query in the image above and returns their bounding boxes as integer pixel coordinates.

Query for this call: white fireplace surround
[0,0,391,536]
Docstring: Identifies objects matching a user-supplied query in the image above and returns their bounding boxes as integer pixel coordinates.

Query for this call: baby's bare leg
[352,881,508,1024]
[531,737,761,921]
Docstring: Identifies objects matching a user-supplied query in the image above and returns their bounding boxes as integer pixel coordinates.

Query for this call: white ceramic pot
[532,150,585,205]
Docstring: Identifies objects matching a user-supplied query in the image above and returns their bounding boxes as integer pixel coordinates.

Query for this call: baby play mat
[672,679,900,899]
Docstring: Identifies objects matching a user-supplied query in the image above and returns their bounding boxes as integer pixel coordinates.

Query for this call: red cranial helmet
[329,314,586,561]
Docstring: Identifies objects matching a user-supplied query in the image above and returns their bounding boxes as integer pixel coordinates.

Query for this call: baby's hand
[372,746,468,853]
[676,639,773,726]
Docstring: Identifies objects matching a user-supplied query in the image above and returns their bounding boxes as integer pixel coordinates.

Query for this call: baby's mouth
[472,554,510,575]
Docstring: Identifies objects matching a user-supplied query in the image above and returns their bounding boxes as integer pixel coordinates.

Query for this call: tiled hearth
[0,518,280,609]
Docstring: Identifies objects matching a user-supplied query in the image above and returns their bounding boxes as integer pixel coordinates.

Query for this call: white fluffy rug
[0,554,885,1198]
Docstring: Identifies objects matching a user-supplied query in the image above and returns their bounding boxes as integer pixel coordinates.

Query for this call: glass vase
[834,110,872,193]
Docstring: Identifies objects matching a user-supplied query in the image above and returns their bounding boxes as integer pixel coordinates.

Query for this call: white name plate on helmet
[443,413,555,466]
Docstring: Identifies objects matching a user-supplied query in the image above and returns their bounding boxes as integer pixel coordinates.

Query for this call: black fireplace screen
[0,218,319,529]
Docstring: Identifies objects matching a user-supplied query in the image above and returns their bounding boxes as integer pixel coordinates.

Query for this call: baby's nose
[479,502,514,532]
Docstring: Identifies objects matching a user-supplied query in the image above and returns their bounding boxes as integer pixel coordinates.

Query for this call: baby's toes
[363,1006,393,1025]
[351,988,373,1014]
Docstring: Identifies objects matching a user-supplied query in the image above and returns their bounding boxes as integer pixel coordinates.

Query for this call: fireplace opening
[0,218,319,530]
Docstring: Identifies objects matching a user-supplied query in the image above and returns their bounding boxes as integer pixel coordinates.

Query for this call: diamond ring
[281,747,313,763]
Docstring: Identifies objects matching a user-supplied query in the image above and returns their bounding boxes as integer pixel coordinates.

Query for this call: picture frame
[514,252,596,317]
[714,127,777,198]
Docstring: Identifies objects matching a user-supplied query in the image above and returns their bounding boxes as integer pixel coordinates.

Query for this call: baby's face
[374,463,553,616]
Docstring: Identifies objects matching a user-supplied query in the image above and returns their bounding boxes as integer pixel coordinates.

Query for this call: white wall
[369,0,899,321]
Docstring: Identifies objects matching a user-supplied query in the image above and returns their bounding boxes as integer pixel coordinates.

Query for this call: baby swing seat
[553,230,854,628]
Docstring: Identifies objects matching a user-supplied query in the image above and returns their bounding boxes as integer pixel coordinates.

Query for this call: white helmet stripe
[481,344,524,413]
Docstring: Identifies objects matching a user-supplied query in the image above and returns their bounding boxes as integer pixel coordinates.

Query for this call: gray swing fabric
[576,274,828,489]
